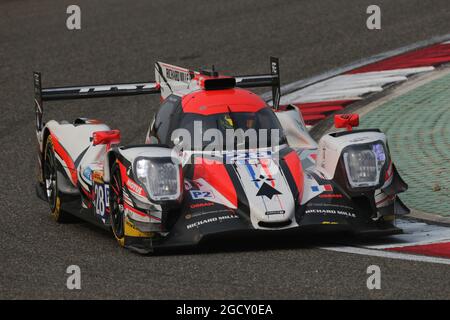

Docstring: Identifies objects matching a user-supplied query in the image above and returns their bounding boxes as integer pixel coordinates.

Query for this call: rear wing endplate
[235,57,281,109]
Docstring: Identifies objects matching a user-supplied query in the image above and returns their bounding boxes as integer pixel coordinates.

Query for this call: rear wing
[33,57,281,132]
[33,72,159,131]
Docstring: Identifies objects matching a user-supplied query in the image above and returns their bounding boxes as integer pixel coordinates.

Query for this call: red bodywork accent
[278,100,355,126]
[117,161,148,197]
[283,151,304,202]
[92,130,121,146]
[117,161,128,185]
[50,133,78,186]
[334,114,359,131]
[193,158,238,207]
[181,88,266,115]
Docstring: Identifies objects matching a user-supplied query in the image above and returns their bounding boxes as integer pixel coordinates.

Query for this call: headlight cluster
[343,142,386,188]
[135,157,181,201]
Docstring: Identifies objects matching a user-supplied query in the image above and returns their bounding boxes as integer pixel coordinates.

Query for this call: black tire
[43,135,72,223]
[110,162,125,246]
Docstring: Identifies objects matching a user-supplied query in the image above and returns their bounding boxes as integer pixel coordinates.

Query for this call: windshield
[174,108,286,150]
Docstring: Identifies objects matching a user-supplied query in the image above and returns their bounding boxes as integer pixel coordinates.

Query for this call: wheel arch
[103,149,119,183]
[39,127,52,183]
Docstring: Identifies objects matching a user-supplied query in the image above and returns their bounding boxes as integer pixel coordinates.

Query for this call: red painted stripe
[260,159,275,187]
[386,242,450,259]
[51,133,78,186]
[283,151,304,202]
[348,43,450,74]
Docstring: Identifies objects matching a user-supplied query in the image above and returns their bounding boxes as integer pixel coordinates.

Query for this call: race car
[34,58,410,253]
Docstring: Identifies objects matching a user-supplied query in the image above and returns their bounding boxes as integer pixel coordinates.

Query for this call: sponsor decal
[185,209,235,220]
[165,68,191,83]
[311,184,333,192]
[305,208,356,218]
[92,171,103,183]
[224,151,272,165]
[126,179,144,196]
[251,174,275,184]
[319,193,343,199]
[190,190,214,200]
[256,182,281,199]
[94,183,109,217]
[82,167,92,182]
[265,210,285,215]
[186,214,239,230]
[190,202,215,209]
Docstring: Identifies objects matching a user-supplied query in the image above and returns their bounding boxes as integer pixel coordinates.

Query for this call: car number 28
[94,183,109,217]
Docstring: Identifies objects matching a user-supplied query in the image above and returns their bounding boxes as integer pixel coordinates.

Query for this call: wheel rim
[110,173,125,238]
[44,145,57,210]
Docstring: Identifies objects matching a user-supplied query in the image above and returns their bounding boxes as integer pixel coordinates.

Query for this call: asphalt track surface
[1,0,450,299]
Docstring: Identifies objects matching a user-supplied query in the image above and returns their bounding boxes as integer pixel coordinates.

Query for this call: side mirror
[92,130,121,146]
[334,114,359,131]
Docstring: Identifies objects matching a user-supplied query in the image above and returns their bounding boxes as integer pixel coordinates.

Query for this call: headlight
[135,157,181,201]
[343,142,386,188]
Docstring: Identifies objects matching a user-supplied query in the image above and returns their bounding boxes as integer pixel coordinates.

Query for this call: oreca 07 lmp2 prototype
[34,58,410,253]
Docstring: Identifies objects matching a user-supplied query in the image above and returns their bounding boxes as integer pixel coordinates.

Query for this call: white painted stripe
[442,40,450,44]
[280,67,435,105]
[320,245,450,265]
[365,219,450,249]
[359,67,434,76]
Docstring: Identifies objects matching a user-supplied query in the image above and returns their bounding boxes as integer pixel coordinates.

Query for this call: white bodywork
[275,107,317,150]
[316,131,387,180]
[41,120,111,189]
